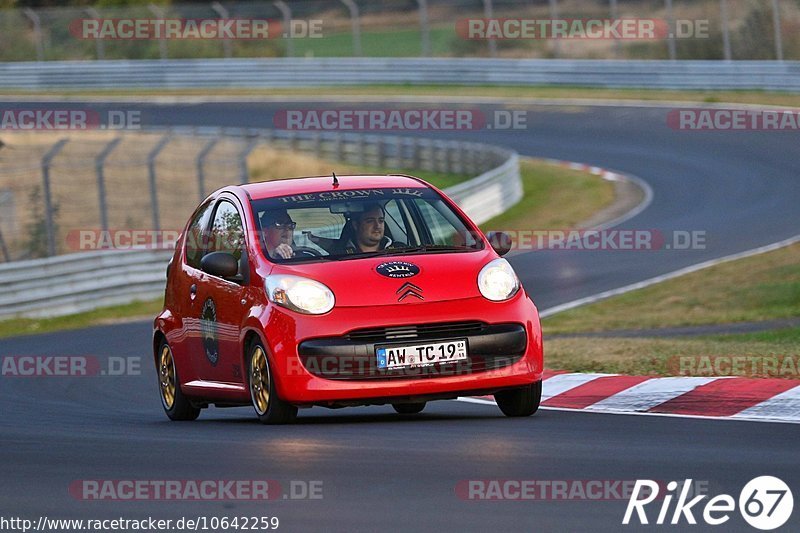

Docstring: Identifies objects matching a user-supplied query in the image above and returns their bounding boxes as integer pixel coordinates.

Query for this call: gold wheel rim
[159,345,176,410]
[250,346,270,415]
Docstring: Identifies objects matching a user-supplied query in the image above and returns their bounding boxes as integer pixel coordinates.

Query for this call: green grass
[481,159,615,232]
[290,27,454,58]
[544,244,800,335]
[0,299,163,340]
[12,85,800,109]
[543,243,800,376]
[545,328,800,377]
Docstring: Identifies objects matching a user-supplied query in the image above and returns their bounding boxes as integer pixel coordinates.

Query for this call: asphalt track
[1,100,799,532]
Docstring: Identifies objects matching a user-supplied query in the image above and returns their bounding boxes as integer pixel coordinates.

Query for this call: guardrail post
[334,134,344,162]
[22,8,45,61]
[272,1,294,57]
[147,134,171,232]
[148,4,169,59]
[238,135,259,184]
[196,137,219,201]
[772,0,784,61]
[412,138,422,170]
[417,0,431,57]
[441,141,452,174]
[548,0,561,58]
[357,135,366,165]
[609,0,621,58]
[720,0,732,60]
[211,2,233,59]
[41,139,69,257]
[339,0,362,57]
[86,7,105,60]
[665,0,676,60]
[95,138,122,233]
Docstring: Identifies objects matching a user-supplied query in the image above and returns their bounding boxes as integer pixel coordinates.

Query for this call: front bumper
[262,293,543,405]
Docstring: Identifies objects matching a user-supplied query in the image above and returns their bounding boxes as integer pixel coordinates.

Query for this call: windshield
[250,186,484,262]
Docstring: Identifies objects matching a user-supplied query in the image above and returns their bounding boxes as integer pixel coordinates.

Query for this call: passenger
[261,209,297,259]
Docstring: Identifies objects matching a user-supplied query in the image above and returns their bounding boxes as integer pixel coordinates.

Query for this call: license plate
[376,339,468,370]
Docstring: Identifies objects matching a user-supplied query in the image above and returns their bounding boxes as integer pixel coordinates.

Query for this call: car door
[192,197,249,385]
[173,198,215,383]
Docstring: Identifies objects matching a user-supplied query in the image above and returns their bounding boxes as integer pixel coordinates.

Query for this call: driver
[261,209,297,260]
[339,202,403,254]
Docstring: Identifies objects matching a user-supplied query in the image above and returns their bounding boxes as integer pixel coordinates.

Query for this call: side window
[184,200,215,269]
[207,201,245,262]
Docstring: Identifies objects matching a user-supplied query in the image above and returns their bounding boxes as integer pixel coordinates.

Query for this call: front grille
[299,322,527,381]
[345,321,486,343]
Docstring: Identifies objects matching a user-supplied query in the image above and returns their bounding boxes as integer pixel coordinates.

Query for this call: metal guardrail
[1,58,800,91]
[0,127,521,320]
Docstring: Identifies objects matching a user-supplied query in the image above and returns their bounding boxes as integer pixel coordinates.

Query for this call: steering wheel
[294,246,323,257]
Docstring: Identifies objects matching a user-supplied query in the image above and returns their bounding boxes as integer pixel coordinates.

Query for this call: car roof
[241,174,430,200]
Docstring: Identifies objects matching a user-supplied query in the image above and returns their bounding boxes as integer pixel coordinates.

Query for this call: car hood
[269,250,496,307]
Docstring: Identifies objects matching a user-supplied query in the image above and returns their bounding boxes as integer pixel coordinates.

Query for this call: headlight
[265,275,335,315]
[478,258,520,302]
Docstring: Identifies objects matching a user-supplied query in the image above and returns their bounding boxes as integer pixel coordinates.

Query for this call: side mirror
[485,231,513,257]
[201,252,239,279]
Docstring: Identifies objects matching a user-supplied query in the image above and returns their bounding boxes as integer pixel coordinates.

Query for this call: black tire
[157,340,200,421]
[392,402,426,415]
[495,380,542,417]
[247,340,298,425]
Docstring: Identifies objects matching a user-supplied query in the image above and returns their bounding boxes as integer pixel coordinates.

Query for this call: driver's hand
[275,243,294,259]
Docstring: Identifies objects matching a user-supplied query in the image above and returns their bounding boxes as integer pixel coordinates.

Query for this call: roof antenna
[332,171,339,187]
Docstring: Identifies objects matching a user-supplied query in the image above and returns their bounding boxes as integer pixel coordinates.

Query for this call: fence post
[339,0,362,57]
[720,0,732,60]
[41,139,69,257]
[211,2,233,58]
[609,0,621,59]
[147,134,171,232]
[273,1,294,57]
[196,137,219,201]
[482,0,497,58]
[772,0,784,61]
[22,8,44,61]
[417,0,431,57]
[548,0,560,58]
[0,227,7,262]
[665,0,676,60]
[238,135,260,184]
[148,4,169,59]
[95,138,122,233]
[86,7,105,60]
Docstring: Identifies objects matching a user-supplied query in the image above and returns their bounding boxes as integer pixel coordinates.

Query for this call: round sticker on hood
[376,261,420,279]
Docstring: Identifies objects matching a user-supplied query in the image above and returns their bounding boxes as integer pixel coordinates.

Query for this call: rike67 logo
[624,476,793,530]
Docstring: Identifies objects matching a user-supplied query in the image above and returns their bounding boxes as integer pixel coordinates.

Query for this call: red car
[153,174,543,424]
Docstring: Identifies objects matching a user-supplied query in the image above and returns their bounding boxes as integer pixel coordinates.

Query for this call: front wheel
[157,340,200,421]
[495,381,542,417]
[248,341,298,425]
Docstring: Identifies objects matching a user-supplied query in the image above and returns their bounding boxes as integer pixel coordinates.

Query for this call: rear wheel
[495,381,542,417]
[248,341,298,425]
[158,340,200,421]
[392,402,426,415]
